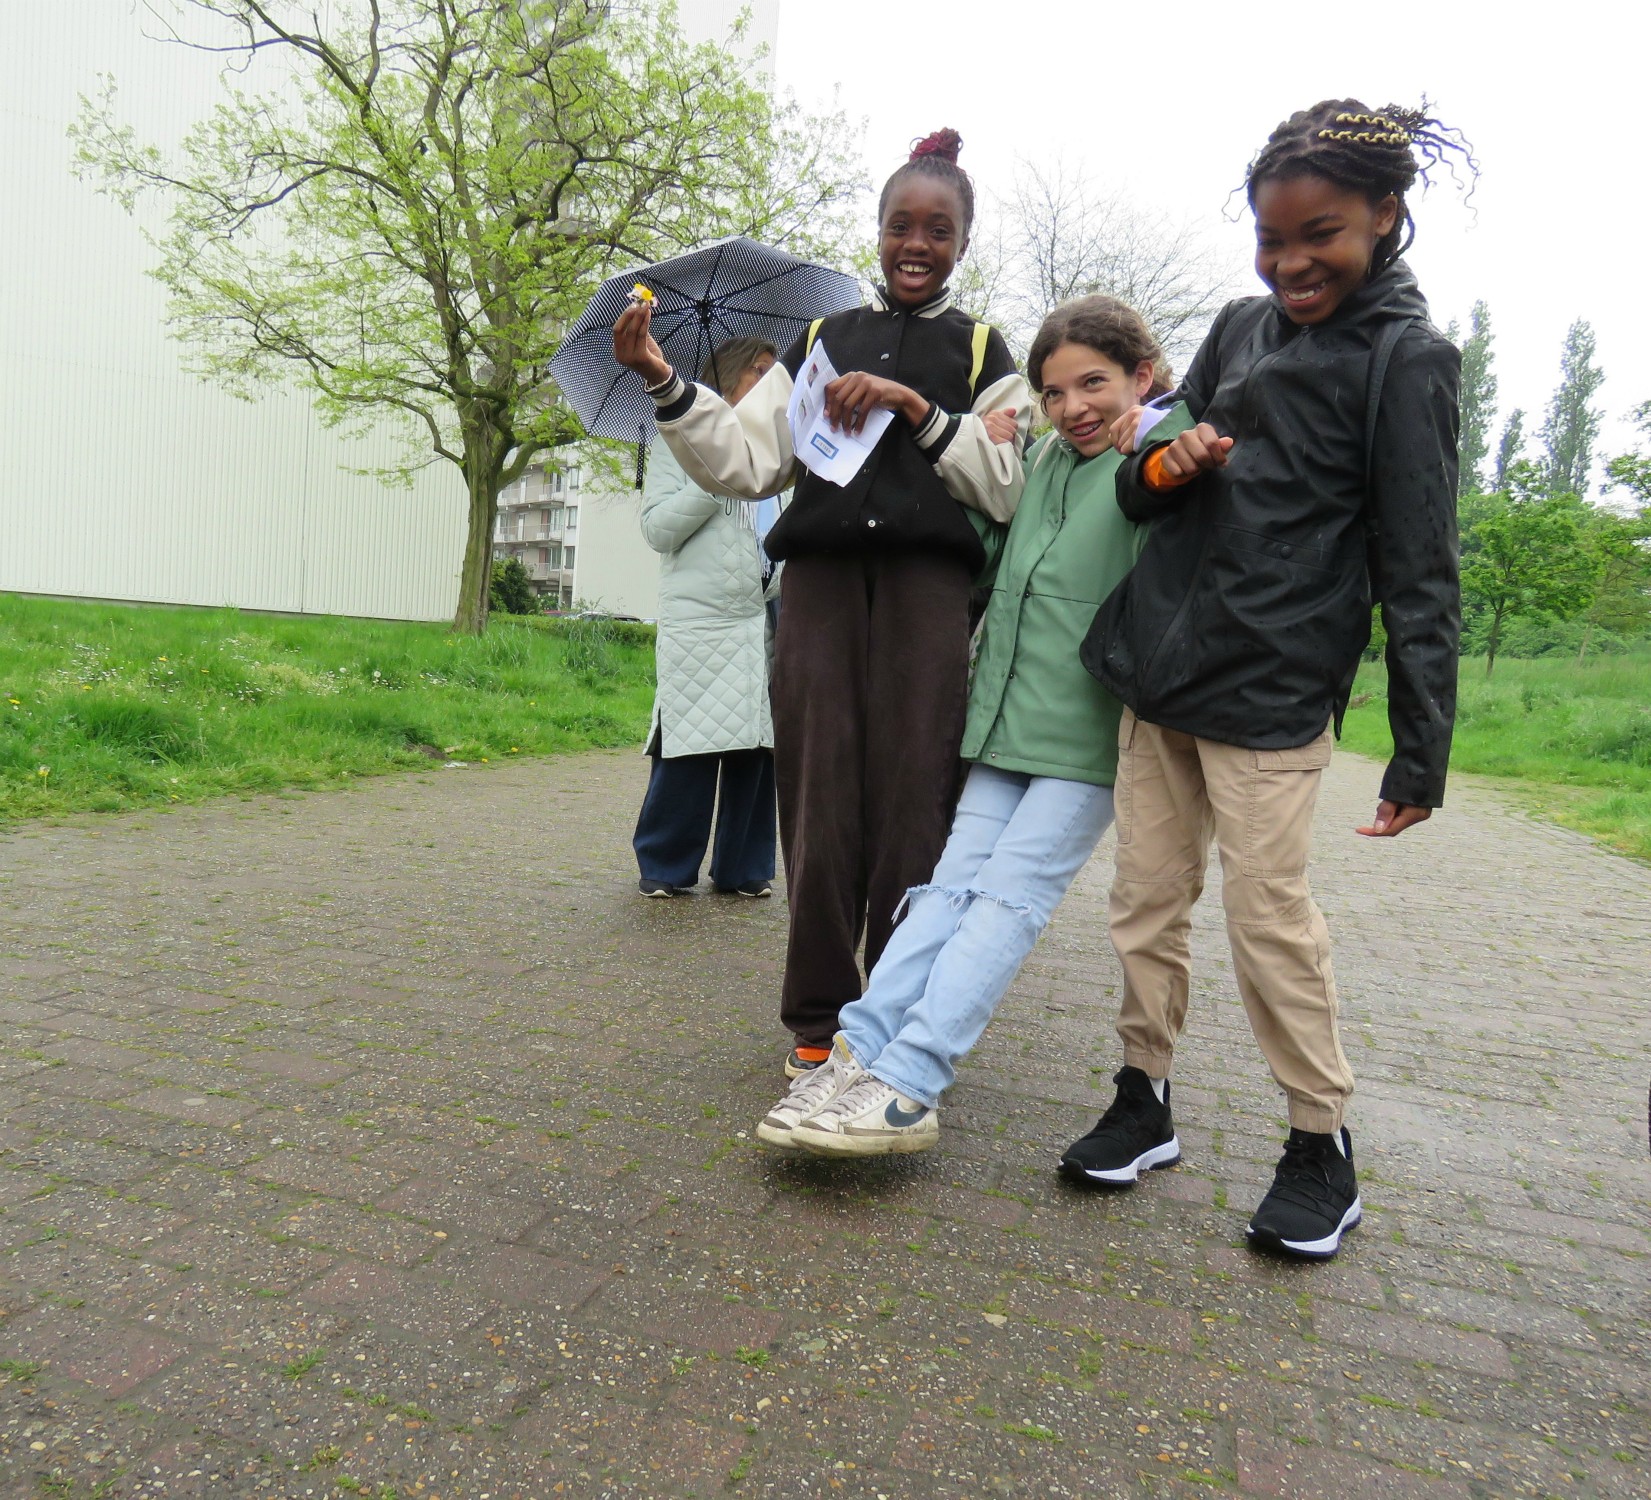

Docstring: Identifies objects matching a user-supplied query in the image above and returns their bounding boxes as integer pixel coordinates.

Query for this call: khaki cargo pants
[1109,709,1354,1133]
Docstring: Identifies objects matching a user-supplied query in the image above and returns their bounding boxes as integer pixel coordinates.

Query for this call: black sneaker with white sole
[1246,1126,1362,1261]
[1059,1066,1180,1186]
[715,880,772,898]
[639,878,696,897]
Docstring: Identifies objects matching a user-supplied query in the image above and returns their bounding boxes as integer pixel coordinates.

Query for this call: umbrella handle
[635,426,648,491]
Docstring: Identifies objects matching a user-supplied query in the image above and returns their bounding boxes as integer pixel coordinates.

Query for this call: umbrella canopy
[551,237,862,450]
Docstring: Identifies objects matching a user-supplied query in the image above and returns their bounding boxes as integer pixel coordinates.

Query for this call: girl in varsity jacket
[613,130,1031,1072]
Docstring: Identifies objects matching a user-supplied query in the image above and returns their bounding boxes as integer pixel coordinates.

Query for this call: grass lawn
[1342,650,1651,863]
[0,594,654,822]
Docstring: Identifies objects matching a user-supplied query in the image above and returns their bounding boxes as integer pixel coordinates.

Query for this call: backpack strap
[1364,318,1413,490]
[968,321,990,397]
[1343,316,1418,732]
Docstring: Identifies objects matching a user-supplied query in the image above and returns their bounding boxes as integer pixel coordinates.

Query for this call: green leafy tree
[72,0,865,633]
[1540,318,1606,496]
[1493,407,1525,492]
[1449,300,1497,496]
[1605,400,1651,507]
[489,557,537,616]
[1460,464,1597,676]
[1583,401,1651,656]
[1573,506,1651,659]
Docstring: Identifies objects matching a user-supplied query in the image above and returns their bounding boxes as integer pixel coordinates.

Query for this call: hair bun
[909,128,963,164]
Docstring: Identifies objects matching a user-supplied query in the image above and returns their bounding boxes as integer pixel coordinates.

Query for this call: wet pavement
[0,749,1647,1498]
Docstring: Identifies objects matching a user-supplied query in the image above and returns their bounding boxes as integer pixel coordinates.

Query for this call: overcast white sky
[770,0,1647,497]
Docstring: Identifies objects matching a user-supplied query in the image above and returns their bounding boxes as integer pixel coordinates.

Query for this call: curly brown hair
[1026,296,1172,401]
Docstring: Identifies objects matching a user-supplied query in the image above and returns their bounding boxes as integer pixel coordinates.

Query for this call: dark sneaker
[638,878,685,898]
[785,1042,838,1075]
[1246,1126,1362,1260]
[1059,1066,1180,1186]
[716,881,773,898]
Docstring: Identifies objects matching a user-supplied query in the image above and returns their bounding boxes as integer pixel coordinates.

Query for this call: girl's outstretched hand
[1160,422,1234,480]
[1356,801,1432,838]
[823,372,928,434]
[982,408,1019,446]
[1110,406,1146,455]
[612,303,673,389]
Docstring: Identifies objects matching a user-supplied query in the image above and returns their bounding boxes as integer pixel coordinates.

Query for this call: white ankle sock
[1148,1076,1167,1103]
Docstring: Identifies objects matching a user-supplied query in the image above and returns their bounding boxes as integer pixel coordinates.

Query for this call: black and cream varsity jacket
[647,288,1031,571]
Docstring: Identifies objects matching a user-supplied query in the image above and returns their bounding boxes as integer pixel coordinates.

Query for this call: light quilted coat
[962,406,1192,786]
[643,444,776,758]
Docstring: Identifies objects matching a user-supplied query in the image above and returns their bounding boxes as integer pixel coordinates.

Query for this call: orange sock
[794,1045,831,1063]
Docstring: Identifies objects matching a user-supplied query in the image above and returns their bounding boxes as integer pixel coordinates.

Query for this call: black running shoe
[1246,1126,1362,1260]
[1059,1066,1180,1187]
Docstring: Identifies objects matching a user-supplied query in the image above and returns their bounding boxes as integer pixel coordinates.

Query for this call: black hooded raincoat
[1081,261,1461,809]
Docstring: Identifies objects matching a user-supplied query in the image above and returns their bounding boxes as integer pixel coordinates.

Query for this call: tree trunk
[1484,610,1503,677]
[1576,618,1596,665]
[452,425,509,635]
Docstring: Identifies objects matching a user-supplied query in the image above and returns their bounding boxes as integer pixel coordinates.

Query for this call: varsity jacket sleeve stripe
[651,359,799,500]
[915,326,1032,523]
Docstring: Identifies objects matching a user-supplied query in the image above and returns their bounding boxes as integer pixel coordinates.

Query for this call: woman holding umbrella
[632,337,781,899]
[614,131,1031,1076]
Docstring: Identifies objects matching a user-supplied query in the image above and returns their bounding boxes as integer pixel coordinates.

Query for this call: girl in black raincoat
[1066,100,1473,1261]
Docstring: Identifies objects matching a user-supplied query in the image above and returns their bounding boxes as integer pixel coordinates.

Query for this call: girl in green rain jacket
[756,296,1190,1157]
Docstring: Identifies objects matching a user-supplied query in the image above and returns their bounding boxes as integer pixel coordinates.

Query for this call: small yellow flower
[36,766,49,779]
[509,747,519,753]
[481,757,489,763]
[158,655,168,662]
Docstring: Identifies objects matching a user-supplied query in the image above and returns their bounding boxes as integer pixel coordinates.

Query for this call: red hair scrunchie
[909,128,963,164]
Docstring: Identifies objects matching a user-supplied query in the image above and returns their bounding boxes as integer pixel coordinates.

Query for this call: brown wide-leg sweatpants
[1109,709,1355,1132]
[771,552,972,1047]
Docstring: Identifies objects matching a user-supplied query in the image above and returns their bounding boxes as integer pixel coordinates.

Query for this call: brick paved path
[0,751,1647,1499]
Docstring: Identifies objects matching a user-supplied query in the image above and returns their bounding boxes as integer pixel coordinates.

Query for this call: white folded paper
[786,339,893,487]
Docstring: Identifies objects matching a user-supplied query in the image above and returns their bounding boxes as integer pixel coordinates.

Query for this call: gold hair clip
[1318,126,1411,146]
[1331,111,1411,145]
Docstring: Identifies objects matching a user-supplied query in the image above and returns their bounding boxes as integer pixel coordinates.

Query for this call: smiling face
[1038,342,1154,457]
[1252,172,1399,326]
[878,176,969,308]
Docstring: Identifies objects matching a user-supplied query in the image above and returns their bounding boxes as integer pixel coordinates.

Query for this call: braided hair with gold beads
[1245,100,1478,273]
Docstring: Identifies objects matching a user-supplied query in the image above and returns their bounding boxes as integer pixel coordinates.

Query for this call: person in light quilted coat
[632,338,782,898]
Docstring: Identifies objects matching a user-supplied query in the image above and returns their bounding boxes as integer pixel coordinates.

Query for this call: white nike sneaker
[755,1034,863,1149]
[789,1074,938,1156]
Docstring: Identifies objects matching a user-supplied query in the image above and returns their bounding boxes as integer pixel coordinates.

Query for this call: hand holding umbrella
[612,302,673,390]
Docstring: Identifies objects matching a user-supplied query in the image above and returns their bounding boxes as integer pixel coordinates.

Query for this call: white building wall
[1,0,779,624]
[1,1,467,621]
[572,481,657,617]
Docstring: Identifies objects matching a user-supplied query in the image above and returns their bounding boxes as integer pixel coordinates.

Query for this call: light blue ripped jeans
[837,763,1116,1109]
